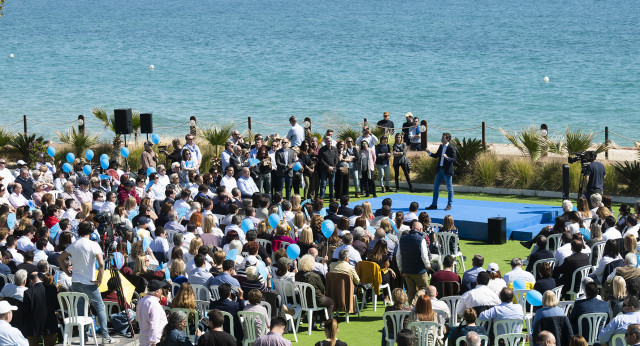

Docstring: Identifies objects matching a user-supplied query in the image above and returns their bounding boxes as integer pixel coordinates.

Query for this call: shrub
[0,128,13,152]
[338,127,359,142]
[501,126,546,162]
[412,156,437,184]
[503,159,536,189]
[451,137,485,177]
[10,133,49,166]
[603,163,618,195]
[531,162,563,191]
[568,163,583,192]
[57,126,99,158]
[471,153,500,187]
[614,161,640,193]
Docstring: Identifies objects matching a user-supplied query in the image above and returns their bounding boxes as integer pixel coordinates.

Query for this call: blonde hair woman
[610,276,627,317]
[124,197,137,213]
[532,290,565,331]
[362,201,374,221]
[170,282,199,334]
[201,214,223,247]
[293,211,306,237]
[185,237,203,263]
[291,195,302,212]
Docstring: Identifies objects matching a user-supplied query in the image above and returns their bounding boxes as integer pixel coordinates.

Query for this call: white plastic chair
[495,333,527,346]
[0,273,9,289]
[256,239,273,260]
[549,285,564,301]
[493,319,524,336]
[456,335,489,346]
[436,232,466,272]
[58,292,99,346]
[567,265,593,300]
[238,310,267,346]
[359,282,392,312]
[408,321,440,346]
[219,310,236,340]
[171,282,182,297]
[477,319,492,336]
[433,308,448,338]
[610,333,626,346]
[210,285,221,301]
[294,282,329,335]
[441,296,461,327]
[103,301,122,322]
[166,229,177,244]
[546,233,563,252]
[532,258,556,279]
[559,300,575,315]
[578,312,608,345]
[191,283,212,302]
[382,311,411,346]
[590,241,606,268]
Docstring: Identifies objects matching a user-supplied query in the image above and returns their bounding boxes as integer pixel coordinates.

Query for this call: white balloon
[9,54,14,58]
[149,64,155,70]
[543,76,549,83]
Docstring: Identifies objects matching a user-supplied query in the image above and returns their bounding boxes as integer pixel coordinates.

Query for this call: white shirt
[8,249,24,264]
[147,182,165,202]
[440,143,449,166]
[220,150,232,172]
[174,199,190,212]
[99,201,116,214]
[555,243,591,266]
[487,278,507,295]
[237,175,259,197]
[403,212,418,224]
[8,192,28,208]
[602,227,622,241]
[286,123,305,147]
[220,175,237,192]
[624,224,640,239]
[136,295,168,345]
[16,236,34,252]
[149,237,170,257]
[356,134,378,148]
[181,143,202,163]
[0,319,28,346]
[502,267,536,285]
[0,168,15,185]
[33,249,48,263]
[456,284,501,316]
[0,283,28,301]
[65,237,103,285]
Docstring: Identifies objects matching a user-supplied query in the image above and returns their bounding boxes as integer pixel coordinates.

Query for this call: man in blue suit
[426,132,457,211]
[209,283,245,340]
[569,281,610,334]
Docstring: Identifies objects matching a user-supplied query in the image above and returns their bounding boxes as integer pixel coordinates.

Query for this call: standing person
[426,133,457,211]
[308,137,321,199]
[355,126,378,149]
[393,133,414,192]
[408,117,422,151]
[375,135,392,193]
[22,272,58,346]
[141,141,158,173]
[344,138,360,198]
[334,140,351,200]
[318,136,339,201]
[377,111,395,135]
[396,220,432,303]
[137,280,170,345]
[401,113,413,145]
[286,116,305,148]
[275,138,296,200]
[584,152,606,209]
[57,221,112,344]
[358,141,377,198]
[181,134,202,170]
[256,146,272,195]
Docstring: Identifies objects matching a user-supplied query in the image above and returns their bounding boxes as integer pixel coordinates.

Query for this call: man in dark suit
[22,272,58,345]
[426,132,457,211]
[553,239,590,296]
[338,195,354,217]
[525,236,555,275]
[324,201,342,225]
[209,283,245,340]
[275,139,296,200]
[569,281,610,334]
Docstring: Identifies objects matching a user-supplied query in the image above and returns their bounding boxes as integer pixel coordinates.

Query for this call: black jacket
[429,143,457,176]
[22,282,59,337]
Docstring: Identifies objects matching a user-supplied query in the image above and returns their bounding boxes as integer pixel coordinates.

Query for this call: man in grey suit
[275,138,296,200]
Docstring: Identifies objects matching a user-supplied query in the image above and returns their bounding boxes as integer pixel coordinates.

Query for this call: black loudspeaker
[562,164,570,201]
[114,108,133,135]
[487,217,507,244]
[140,113,153,134]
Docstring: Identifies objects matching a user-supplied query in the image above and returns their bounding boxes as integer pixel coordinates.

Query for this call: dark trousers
[394,163,413,190]
[334,171,350,199]
[361,175,376,196]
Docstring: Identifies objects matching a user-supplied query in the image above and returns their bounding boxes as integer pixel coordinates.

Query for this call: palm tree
[0,127,13,153]
[199,123,233,169]
[92,107,141,163]
[501,126,548,162]
[57,126,99,158]
[564,127,608,154]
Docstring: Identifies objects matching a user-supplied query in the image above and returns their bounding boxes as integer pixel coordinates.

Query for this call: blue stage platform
[349,194,561,241]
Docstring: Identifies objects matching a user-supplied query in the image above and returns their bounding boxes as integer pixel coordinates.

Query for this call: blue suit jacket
[429,143,457,176]
[569,297,610,334]
[210,298,245,340]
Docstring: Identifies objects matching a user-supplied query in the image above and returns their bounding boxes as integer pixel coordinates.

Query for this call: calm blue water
[1,0,639,144]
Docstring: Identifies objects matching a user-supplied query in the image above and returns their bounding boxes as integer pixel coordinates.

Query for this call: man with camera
[583,151,606,209]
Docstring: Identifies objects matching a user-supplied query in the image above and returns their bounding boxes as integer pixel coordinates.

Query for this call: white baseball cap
[487,262,499,273]
[0,300,18,314]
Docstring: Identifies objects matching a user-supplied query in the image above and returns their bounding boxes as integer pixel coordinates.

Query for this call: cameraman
[584,151,606,209]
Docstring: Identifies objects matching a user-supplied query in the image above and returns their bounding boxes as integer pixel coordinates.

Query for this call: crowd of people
[0,112,636,346]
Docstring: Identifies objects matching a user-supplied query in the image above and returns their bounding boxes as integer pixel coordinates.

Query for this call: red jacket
[117,188,140,205]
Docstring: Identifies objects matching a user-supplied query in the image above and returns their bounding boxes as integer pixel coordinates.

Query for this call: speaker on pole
[562,164,570,201]
[487,217,506,244]
[114,108,133,135]
[140,113,153,134]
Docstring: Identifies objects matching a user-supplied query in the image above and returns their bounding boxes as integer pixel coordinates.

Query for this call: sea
[1,0,639,145]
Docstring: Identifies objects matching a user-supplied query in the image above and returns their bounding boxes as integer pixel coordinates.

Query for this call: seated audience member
[188,254,214,287]
[331,233,362,266]
[329,249,360,285]
[351,227,368,258]
[209,284,244,340]
[0,269,27,301]
[477,287,524,332]
[197,309,236,346]
[210,259,241,287]
[449,309,487,346]
[338,195,354,218]
[315,319,346,346]
[598,296,640,345]
[553,239,590,296]
[536,331,557,346]
[0,300,28,345]
[456,271,501,316]
[159,310,200,345]
[503,257,535,286]
[241,265,269,292]
[570,281,614,334]
[254,317,292,346]
[525,236,554,275]
[461,255,486,293]
[609,276,628,318]
[296,255,334,323]
[486,262,507,295]
[243,289,270,338]
[602,215,622,241]
[554,232,576,266]
[592,239,621,283]
[396,328,415,346]
[532,291,566,331]
[431,255,462,286]
[625,324,640,346]
[605,253,640,288]
[533,262,557,296]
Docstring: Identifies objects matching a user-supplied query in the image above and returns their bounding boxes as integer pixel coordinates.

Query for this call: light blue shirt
[503,267,536,285]
[0,320,28,346]
[210,272,241,288]
[331,244,362,266]
[188,267,214,287]
[181,143,202,163]
[462,266,486,291]
[478,302,525,333]
[238,175,259,197]
[599,311,640,343]
[532,306,566,329]
[287,123,305,147]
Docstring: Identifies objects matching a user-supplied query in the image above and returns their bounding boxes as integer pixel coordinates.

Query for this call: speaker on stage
[140,113,153,134]
[487,217,506,244]
[114,108,133,135]
[562,164,570,201]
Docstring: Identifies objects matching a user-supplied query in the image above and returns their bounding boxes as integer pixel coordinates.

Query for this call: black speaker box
[140,113,153,134]
[114,108,133,135]
[487,217,507,244]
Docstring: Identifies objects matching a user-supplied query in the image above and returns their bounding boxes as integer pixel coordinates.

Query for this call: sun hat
[487,262,499,273]
[0,301,18,314]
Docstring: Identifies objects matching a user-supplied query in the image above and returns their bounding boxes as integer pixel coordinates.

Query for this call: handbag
[339,166,349,175]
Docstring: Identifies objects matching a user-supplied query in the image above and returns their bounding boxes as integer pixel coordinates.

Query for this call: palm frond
[565,127,595,154]
[338,127,360,142]
[0,127,13,149]
[57,126,99,157]
[502,127,546,161]
[199,123,234,158]
[91,107,116,133]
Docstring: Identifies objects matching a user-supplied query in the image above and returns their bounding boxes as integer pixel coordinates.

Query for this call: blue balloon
[66,152,75,163]
[142,236,151,252]
[146,167,156,176]
[62,163,72,173]
[6,213,16,229]
[293,162,302,172]
[100,153,109,161]
[83,165,92,176]
[85,149,94,161]
[526,290,543,306]
[151,134,160,145]
[268,214,280,229]
[46,146,56,158]
[111,252,125,270]
[513,279,526,290]
[126,240,132,255]
[286,243,301,260]
[120,147,129,158]
[100,158,109,170]
[225,249,239,261]
[241,218,254,233]
[321,220,335,238]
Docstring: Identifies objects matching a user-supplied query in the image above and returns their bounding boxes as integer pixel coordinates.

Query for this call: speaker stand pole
[124,134,129,172]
